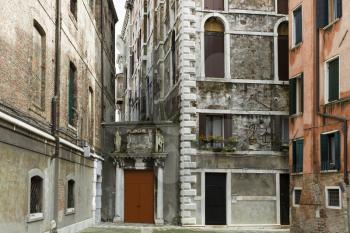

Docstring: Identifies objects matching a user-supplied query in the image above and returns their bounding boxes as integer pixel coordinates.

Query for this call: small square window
[293,188,302,207]
[326,187,341,209]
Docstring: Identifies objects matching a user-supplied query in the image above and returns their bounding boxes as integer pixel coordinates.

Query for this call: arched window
[67,179,75,211]
[30,175,43,214]
[205,18,225,78]
[277,21,289,81]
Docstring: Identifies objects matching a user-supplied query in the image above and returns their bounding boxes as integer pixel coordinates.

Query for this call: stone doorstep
[93,223,290,232]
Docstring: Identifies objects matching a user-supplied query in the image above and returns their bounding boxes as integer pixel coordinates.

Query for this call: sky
[114,0,126,35]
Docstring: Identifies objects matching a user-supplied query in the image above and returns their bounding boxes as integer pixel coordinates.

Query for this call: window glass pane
[294,189,301,205]
[328,58,339,102]
[328,189,340,207]
[212,116,222,137]
[293,8,302,44]
[30,176,43,213]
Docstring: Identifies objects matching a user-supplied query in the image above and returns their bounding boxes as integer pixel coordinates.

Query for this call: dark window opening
[68,62,77,126]
[204,0,224,11]
[292,139,303,173]
[67,180,75,209]
[171,31,177,85]
[293,7,302,45]
[277,0,289,14]
[278,22,289,81]
[321,132,340,170]
[317,0,342,27]
[70,0,78,20]
[205,18,225,78]
[294,189,302,205]
[289,74,303,115]
[30,176,43,214]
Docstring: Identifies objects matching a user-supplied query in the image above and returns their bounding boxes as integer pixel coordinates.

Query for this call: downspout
[315,1,348,185]
[52,0,61,230]
[100,0,105,156]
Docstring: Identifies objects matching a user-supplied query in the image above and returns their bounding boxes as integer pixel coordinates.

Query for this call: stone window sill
[65,208,75,215]
[27,213,44,223]
[323,18,340,31]
[291,42,303,51]
[320,169,339,174]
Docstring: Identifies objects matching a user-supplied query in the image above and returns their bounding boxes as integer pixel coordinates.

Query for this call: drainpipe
[52,0,61,231]
[315,1,348,185]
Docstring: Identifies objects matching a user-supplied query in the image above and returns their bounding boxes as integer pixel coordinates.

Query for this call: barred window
[67,179,75,209]
[30,176,43,214]
[327,188,340,208]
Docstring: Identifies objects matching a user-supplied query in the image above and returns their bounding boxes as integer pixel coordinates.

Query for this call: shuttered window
[321,132,340,171]
[289,74,303,116]
[293,7,302,45]
[277,0,289,14]
[68,63,77,126]
[205,18,225,78]
[317,0,342,27]
[204,0,224,11]
[327,58,339,102]
[292,139,303,173]
[199,114,232,148]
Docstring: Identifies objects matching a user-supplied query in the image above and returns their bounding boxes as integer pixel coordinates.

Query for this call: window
[32,21,46,110]
[325,187,341,209]
[30,176,43,216]
[68,62,77,127]
[205,18,225,78]
[277,0,289,14]
[289,74,303,116]
[293,7,302,46]
[317,0,342,27]
[199,114,232,149]
[326,57,339,103]
[321,131,340,171]
[281,117,289,146]
[70,0,77,20]
[171,31,177,85]
[293,188,302,207]
[277,22,289,81]
[88,88,94,143]
[204,0,224,11]
[67,179,75,213]
[292,139,303,173]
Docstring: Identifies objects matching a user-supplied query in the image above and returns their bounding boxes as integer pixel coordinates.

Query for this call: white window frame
[324,55,340,104]
[292,5,302,47]
[293,187,302,207]
[325,186,342,209]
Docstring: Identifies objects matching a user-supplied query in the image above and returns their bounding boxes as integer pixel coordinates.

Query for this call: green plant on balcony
[199,135,237,152]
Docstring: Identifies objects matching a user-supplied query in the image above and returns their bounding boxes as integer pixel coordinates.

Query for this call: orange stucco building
[289,0,350,232]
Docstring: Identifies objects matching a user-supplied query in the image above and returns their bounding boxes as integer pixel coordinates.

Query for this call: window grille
[30,176,43,214]
[328,189,340,207]
[67,180,75,209]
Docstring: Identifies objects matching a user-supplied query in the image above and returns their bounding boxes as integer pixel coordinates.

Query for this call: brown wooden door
[124,170,154,223]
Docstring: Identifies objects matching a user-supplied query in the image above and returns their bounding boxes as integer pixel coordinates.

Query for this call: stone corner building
[0,0,117,232]
[105,0,291,227]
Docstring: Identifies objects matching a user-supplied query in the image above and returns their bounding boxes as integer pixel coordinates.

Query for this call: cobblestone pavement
[80,224,290,233]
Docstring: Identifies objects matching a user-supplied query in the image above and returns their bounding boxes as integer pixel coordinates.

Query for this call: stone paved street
[80,224,290,233]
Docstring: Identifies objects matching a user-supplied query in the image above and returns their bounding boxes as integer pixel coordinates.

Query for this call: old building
[0,0,117,232]
[105,0,290,227]
[289,0,350,232]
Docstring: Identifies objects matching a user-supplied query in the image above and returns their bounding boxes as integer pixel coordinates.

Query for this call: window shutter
[297,140,304,172]
[337,0,342,18]
[224,115,232,140]
[289,78,297,115]
[199,114,206,138]
[293,141,297,172]
[328,59,339,102]
[335,132,341,170]
[300,74,304,113]
[317,0,329,28]
[205,32,225,78]
[321,134,329,170]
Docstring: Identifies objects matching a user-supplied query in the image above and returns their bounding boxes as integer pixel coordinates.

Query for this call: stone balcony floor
[80,223,290,233]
